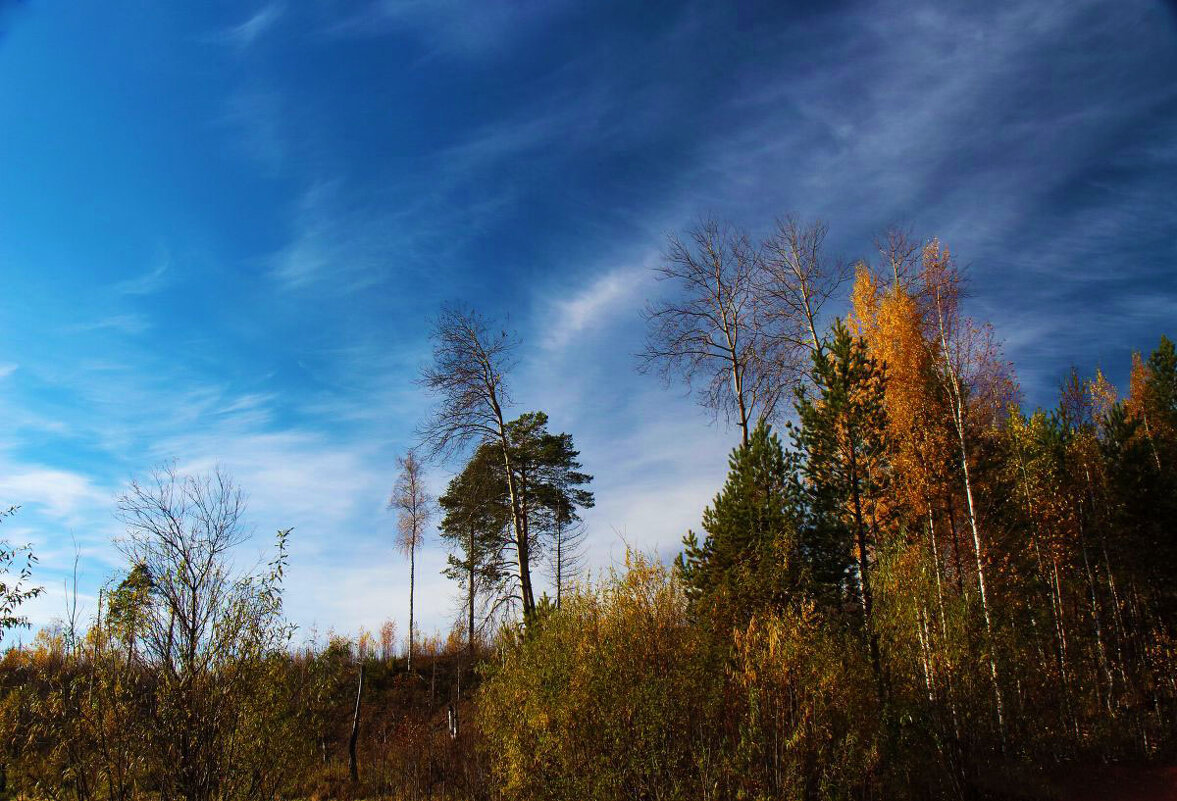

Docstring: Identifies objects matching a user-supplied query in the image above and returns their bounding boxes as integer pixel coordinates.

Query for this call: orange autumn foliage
[849,264,951,534]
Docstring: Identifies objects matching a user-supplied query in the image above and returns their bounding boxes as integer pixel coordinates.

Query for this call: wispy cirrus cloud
[265,169,514,297]
[114,254,170,296]
[66,314,151,336]
[540,267,649,353]
[266,180,404,292]
[644,0,1177,403]
[215,3,284,49]
[0,464,110,529]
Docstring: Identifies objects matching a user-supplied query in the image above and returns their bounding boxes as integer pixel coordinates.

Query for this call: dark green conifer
[790,319,889,692]
[677,420,802,630]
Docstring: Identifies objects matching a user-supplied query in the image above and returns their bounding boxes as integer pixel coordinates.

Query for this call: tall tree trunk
[1051,558,1080,739]
[928,509,949,642]
[1085,462,1131,693]
[927,264,1006,745]
[468,523,476,655]
[716,256,750,448]
[495,422,535,618]
[928,509,962,743]
[916,604,936,704]
[731,360,749,447]
[348,664,365,783]
[949,383,1006,749]
[1078,512,1113,712]
[1142,412,1163,471]
[555,520,563,609]
[408,543,415,673]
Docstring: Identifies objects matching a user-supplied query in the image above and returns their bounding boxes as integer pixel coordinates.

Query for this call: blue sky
[1,0,1175,643]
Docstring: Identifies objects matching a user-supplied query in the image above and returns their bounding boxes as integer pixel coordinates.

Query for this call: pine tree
[438,412,594,629]
[438,442,514,652]
[677,420,802,631]
[791,319,890,694]
[504,412,595,575]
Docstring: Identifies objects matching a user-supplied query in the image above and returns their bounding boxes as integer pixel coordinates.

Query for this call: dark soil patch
[1053,765,1177,801]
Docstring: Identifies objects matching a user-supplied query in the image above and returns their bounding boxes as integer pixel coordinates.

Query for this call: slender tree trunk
[1142,413,1163,471]
[803,294,824,363]
[555,520,563,609]
[348,664,365,783]
[468,524,476,656]
[928,509,962,743]
[731,359,749,447]
[1102,542,1131,691]
[1040,538,1075,735]
[1078,513,1113,712]
[496,422,535,617]
[948,376,1006,749]
[1085,463,1131,692]
[917,605,936,704]
[929,509,949,642]
[408,543,415,673]
[715,254,751,448]
[1051,558,1080,739]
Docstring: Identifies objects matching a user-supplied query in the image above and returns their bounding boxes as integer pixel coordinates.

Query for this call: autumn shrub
[730,604,880,800]
[477,552,890,801]
[476,554,728,801]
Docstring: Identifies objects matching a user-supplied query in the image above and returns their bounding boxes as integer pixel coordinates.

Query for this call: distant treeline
[1,220,1176,800]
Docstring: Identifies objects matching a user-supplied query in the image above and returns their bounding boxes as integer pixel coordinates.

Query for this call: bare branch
[759,215,851,375]
[417,303,518,461]
[640,218,773,446]
[390,451,432,555]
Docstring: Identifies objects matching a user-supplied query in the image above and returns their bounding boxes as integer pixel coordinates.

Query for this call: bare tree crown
[418,304,519,460]
[114,464,286,677]
[640,216,849,444]
[391,451,432,555]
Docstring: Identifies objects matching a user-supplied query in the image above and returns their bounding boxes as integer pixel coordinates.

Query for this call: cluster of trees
[478,222,1177,798]
[0,600,486,801]
[415,306,594,634]
[0,467,298,801]
[0,466,489,801]
[0,217,1174,800]
[0,305,600,801]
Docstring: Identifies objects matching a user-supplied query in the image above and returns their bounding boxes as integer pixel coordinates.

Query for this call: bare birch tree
[390,451,431,673]
[919,241,1009,748]
[418,304,539,618]
[758,216,851,379]
[641,219,776,447]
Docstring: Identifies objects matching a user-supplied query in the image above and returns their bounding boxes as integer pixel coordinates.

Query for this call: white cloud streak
[217,3,284,49]
[113,254,169,297]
